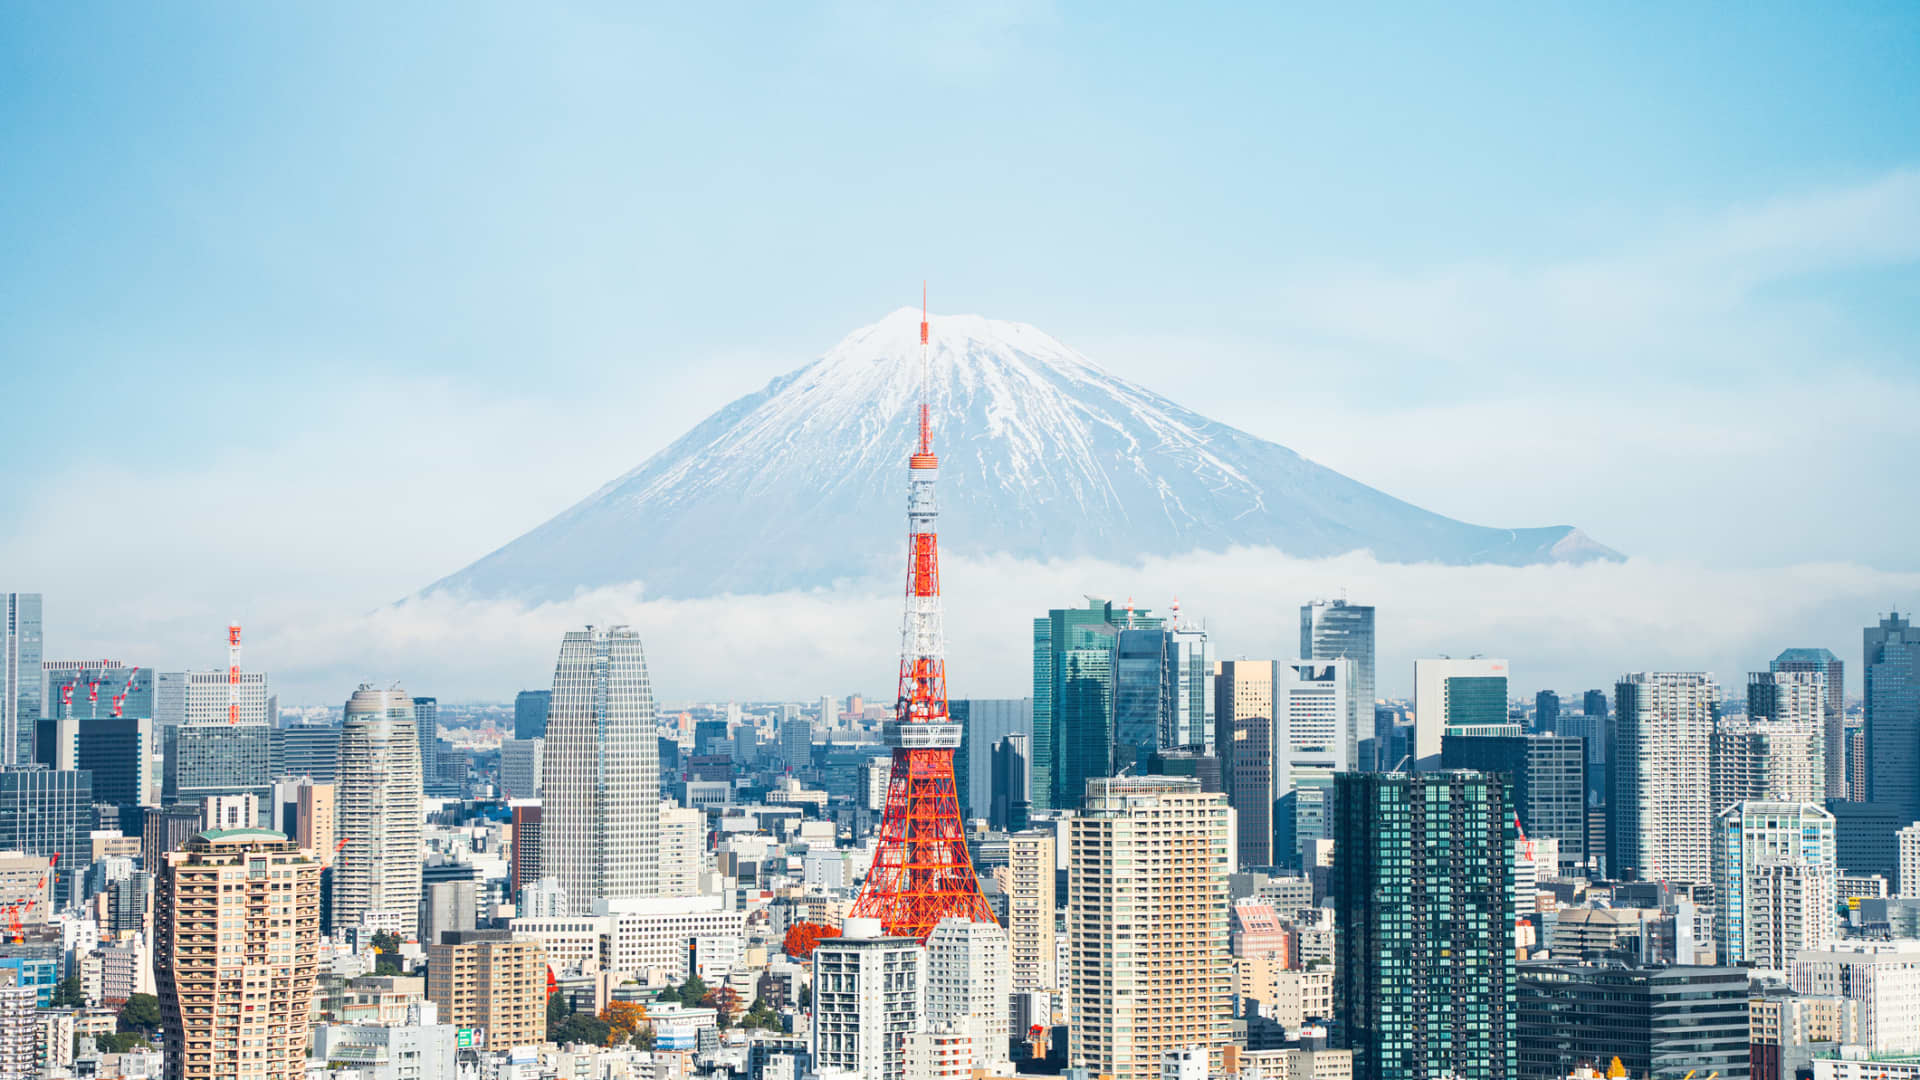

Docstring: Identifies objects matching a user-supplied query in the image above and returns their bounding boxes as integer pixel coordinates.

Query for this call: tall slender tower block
[848,292,997,940]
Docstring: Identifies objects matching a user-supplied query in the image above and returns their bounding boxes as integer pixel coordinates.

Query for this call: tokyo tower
[846,290,998,940]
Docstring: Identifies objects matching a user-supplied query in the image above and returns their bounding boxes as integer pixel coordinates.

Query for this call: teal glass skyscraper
[1334,770,1515,1080]
[2,594,42,766]
[1031,599,1161,811]
[1301,599,1374,768]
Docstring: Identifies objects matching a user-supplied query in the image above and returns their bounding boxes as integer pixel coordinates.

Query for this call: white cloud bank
[226,548,1914,704]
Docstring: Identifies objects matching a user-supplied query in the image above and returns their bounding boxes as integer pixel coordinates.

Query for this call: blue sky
[3,4,1917,699]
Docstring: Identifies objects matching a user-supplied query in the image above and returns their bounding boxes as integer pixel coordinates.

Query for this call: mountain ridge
[423,308,1619,602]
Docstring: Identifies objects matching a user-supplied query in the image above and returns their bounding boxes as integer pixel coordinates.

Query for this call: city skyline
[1,7,1917,702]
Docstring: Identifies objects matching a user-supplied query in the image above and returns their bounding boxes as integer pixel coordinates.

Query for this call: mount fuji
[424,308,1619,602]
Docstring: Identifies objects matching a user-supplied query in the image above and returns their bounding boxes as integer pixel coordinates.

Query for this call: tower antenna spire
[847,284,996,940]
[919,281,930,455]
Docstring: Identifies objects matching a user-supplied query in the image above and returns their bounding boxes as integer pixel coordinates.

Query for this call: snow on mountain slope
[424,308,1619,601]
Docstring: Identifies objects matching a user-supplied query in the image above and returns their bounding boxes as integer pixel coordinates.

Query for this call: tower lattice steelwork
[846,291,998,940]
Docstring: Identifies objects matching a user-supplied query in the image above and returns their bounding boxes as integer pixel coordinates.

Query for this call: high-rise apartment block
[1711,716,1823,816]
[1413,657,1514,767]
[545,626,659,911]
[1215,660,1276,868]
[1712,801,1837,968]
[924,917,1012,1072]
[1771,649,1845,799]
[1006,829,1056,993]
[1069,777,1231,1080]
[1899,822,1920,898]
[811,918,924,1080]
[1301,599,1375,768]
[1739,669,1828,800]
[155,829,321,1080]
[659,803,706,896]
[425,930,547,1050]
[1610,673,1717,884]
[333,685,424,937]
[1865,613,1920,821]
[2,594,42,766]
[1334,770,1515,1080]
[508,801,542,901]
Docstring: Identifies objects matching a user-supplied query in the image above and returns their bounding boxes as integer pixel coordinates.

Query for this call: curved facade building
[544,626,658,913]
[333,684,424,936]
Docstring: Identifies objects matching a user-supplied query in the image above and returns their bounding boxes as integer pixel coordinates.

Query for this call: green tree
[676,973,708,1007]
[95,1032,149,1054]
[739,997,781,1032]
[118,993,162,1034]
[374,960,401,977]
[552,1013,610,1046]
[547,992,570,1028]
[369,930,403,955]
[52,975,85,1008]
[631,1026,656,1050]
[798,983,811,1008]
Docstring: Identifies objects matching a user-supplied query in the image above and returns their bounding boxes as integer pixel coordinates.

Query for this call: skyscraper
[155,829,321,1080]
[1032,599,1162,811]
[2,594,42,766]
[1334,770,1515,1080]
[333,684,424,936]
[1439,734,1586,871]
[1712,801,1837,969]
[989,733,1031,830]
[1534,690,1560,733]
[1215,659,1276,868]
[1743,669,1828,801]
[1864,612,1920,822]
[512,689,550,740]
[1413,657,1515,768]
[1517,964,1751,1080]
[953,698,1033,821]
[0,766,92,901]
[1274,660,1355,868]
[53,664,157,819]
[1772,648,1845,799]
[1069,777,1231,1080]
[1610,673,1717,884]
[544,626,659,911]
[1302,599,1375,767]
[412,696,438,791]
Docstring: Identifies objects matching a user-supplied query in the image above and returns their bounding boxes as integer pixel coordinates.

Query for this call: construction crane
[227,623,243,724]
[3,853,59,944]
[110,666,140,718]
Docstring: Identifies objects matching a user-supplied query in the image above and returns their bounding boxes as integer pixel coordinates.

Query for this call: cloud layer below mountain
[247,548,1913,705]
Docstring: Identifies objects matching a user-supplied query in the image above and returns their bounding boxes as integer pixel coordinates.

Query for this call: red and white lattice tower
[227,622,242,724]
[846,289,998,940]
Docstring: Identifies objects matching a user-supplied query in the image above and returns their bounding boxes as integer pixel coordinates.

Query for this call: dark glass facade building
[1516,963,1750,1080]
[1334,770,1515,1080]
[1440,734,1586,870]
[513,689,550,740]
[1864,613,1920,820]
[0,766,93,900]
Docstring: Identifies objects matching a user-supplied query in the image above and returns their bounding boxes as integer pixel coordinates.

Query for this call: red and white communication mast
[846,288,997,940]
[227,623,243,724]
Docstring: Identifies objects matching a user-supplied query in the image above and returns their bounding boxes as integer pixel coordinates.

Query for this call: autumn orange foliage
[783,921,841,958]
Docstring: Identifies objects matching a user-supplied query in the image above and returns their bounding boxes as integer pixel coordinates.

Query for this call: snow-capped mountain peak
[424,309,1619,602]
